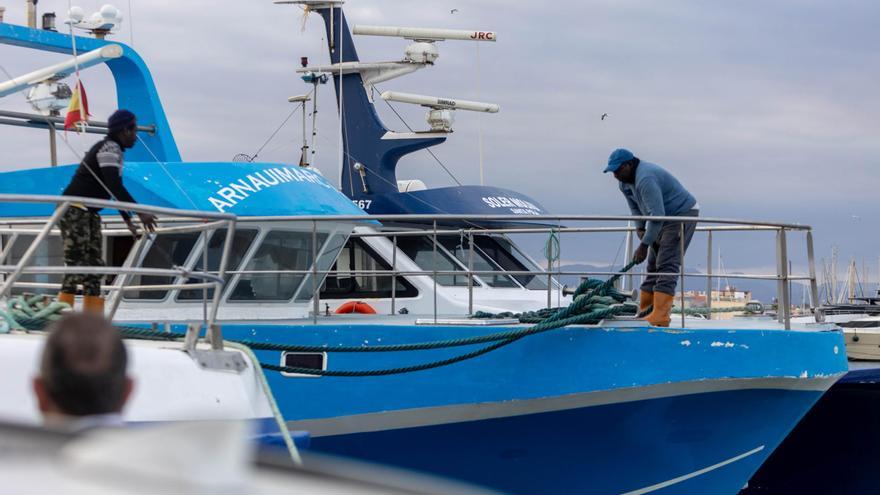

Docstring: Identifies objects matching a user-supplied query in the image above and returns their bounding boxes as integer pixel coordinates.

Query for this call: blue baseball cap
[603,148,635,173]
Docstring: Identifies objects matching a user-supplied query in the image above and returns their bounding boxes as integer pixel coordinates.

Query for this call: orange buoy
[334,301,377,314]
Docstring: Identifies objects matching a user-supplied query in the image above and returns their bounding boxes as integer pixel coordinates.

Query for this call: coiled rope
[0,294,70,332]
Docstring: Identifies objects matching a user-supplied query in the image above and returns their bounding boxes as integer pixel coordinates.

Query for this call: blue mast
[0,23,180,162]
[316,6,445,199]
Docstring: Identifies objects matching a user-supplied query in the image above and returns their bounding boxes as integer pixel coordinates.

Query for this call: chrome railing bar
[391,234,397,315]
[201,230,209,330]
[196,268,812,281]
[432,220,438,324]
[0,223,788,239]
[241,214,811,230]
[207,218,237,334]
[106,233,149,320]
[0,202,68,300]
[706,231,713,320]
[806,230,822,323]
[0,232,19,266]
[111,282,218,292]
[778,228,791,329]
[7,281,217,291]
[467,230,474,315]
[312,220,318,325]
[0,265,224,282]
[680,222,686,328]
[0,194,234,221]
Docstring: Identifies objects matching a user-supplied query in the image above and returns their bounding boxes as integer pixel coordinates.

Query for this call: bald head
[34,314,131,418]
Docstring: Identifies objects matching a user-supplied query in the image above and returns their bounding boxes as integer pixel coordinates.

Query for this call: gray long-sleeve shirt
[619,161,697,245]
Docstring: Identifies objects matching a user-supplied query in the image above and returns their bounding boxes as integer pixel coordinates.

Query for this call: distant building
[677,286,753,319]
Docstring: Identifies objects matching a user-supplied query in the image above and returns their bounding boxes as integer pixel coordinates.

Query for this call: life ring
[334,301,377,314]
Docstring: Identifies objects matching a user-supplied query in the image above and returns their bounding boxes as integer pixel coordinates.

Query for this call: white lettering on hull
[481,196,542,216]
[207,166,334,212]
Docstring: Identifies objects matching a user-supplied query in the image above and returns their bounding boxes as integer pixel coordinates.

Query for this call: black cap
[107,109,136,133]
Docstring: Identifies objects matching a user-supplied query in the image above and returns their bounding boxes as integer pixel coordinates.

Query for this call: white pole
[476,42,485,185]
[0,45,123,98]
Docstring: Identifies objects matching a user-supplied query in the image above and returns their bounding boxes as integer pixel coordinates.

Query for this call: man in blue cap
[605,148,698,327]
[56,109,157,314]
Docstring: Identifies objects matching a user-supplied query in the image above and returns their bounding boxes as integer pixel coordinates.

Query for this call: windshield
[230,230,328,302]
[436,235,519,288]
[178,228,258,301]
[125,233,199,300]
[294,232,347,302]
[473,235,550,290]
[396,235,472,287]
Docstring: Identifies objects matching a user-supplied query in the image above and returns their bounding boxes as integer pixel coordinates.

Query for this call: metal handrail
[0,194,235,220]
[0,194,236,344]
[243,213,811,230]
[0,195,819,329]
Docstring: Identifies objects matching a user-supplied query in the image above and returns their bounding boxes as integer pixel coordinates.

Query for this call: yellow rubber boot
[83,295,105,315]
[646,292,674,327]
[638,290,654,314]
[57,292,76,309]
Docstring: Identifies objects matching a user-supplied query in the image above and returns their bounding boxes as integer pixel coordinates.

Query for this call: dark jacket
[62,136,136,219]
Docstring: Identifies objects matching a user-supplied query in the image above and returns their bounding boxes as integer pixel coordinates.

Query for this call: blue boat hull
[214,322,846,493]
[308,387,823,494]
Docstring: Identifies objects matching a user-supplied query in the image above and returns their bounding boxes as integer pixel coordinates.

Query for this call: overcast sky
[1,0,878,285]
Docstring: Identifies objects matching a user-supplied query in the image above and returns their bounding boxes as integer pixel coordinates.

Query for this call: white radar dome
[405,42,439,64]
[100,4,119,20]
[67,6,85,23]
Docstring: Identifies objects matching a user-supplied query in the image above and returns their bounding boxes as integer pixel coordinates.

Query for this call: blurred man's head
[107,109,138,149]
[33,314,132,422]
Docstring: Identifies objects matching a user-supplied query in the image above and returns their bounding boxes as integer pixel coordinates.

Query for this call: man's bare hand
[138,213,158,233]
[632,243,649,265]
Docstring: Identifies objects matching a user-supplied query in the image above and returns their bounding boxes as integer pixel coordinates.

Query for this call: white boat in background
[0,420,495,495]
[838,316,880,361]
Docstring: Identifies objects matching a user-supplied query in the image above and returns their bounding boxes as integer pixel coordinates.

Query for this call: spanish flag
[64,81,90,131]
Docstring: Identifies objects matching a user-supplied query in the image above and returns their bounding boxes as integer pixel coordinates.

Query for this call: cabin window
[124,233,199,300]
[0,234,63,295]
[294,232,346,302]
[473,235,550,290]
[437,235,520,288]
[321,238,418,299]
[105,235,136,286]
[177,228,258,301]
[229,230,327,302]
[396,236,472,287]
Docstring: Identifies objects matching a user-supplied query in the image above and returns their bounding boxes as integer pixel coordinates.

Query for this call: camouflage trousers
[59,207,104,296]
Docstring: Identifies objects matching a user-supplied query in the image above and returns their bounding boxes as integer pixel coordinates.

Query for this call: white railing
[0,201,820,330]
[244,214,819,329]
[0,194,237,343]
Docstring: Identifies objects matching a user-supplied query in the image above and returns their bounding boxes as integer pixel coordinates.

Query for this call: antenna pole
[301,96,309,166]
[310,80,319,165]
[48,115,57,166]
[476,41,485,185]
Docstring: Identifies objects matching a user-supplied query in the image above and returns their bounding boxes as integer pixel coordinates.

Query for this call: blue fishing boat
[0,7,849,494]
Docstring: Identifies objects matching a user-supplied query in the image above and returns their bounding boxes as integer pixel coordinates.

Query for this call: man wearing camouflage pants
[57,110,156,313]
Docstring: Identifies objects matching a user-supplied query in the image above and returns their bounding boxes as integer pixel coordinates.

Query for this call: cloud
[0,0,878,276]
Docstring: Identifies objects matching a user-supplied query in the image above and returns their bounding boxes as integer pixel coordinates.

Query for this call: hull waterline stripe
[287,376,839,437]
[621,445,765,494]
